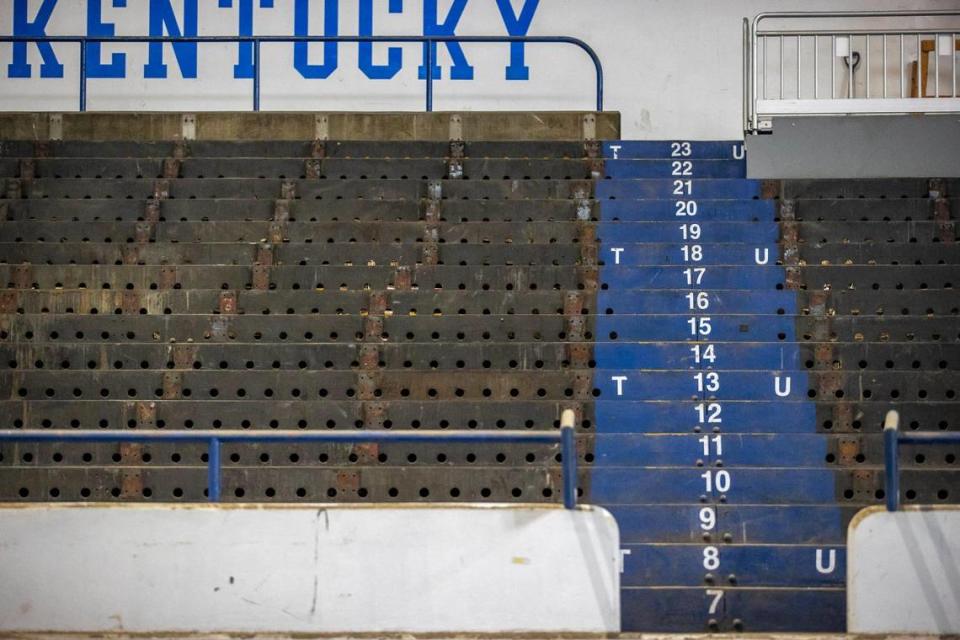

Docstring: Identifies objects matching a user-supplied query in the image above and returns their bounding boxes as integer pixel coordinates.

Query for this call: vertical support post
[848,34,854,99]
[743,18,750,133]
[814,34,819,99]
[425,38,434,112]
[884,410,900,512]
[208,437,222,502]
[253,39,261,112]
[560,409,577,510]
[79,39,88,112]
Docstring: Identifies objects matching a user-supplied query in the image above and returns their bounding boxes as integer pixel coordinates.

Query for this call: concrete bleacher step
[1,119,957,633]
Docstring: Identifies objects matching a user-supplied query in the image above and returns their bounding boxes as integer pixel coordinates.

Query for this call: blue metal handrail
[883,410,960,511]
[0,425,579,509]
[0,35,604,113]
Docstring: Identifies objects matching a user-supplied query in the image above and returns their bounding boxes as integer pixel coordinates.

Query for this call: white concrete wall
[848,506,960,634]
[0,0,956,138]
[0,503,620,633]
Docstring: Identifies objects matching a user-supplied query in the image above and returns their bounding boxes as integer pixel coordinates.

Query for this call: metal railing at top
[883,410,960,512]
[0,35,603,113]
[744,11,960,133]
[0,423,579,509]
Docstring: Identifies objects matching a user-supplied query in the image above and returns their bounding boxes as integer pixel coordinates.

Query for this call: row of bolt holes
[7,216,946,225]
[6,418,954,432]
[42,174,588,181]
[7,485,954,503]
[11,387,960,400]
[4,283,956,294]
[5,449,958,469]
[6,359,955,372]
[13,485,571,500]
[4,330,958,344]
[7,307,960,318]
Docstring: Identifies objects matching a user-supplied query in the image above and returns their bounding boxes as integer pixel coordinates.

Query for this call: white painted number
[681,244,703,262]
[671,141,692,157]
[675,200,698,216]
[703,546,720,570]
[702,469,731,493]
[695,402,723,424]
[699,507,716,531]
[680,223,701,240]
[683,267,706,285]
[686,291,710,310]
[699,434,723,456]
[673,179,693,195]
[694,371,720,392]
[706,589,724,615]
[672,160,693,176]
[688,316,712,336]
[690,344,717,364]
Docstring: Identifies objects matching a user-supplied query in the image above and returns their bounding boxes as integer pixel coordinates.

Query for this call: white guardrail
[744,11,960,133]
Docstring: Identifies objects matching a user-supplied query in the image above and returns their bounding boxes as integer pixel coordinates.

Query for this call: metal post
[935,33,940,98]
[425,38,434,112]
[253,39,261,112]
[743,18,750,133]
[560,410,577,510]
[848,34,854,98]
[79,40,87,112]
[208,437,221,502]
[796,35,801,99]
[814,35,819,99]
[883,411,900,511]
[917,34,922,98]
[900,35,905,98]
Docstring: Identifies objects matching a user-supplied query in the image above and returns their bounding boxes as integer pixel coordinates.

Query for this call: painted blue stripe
[605,160,746,179]
[592,343,802,370]
[595,291,798,315]
[597,223,779,243]
[599,244,781,266]
[594,401,817,433]
[598,179,764,200]
[594,316,797,342]
[591,434,830,467]
[621,545,845,587]
[590,468,838,504]
[621,588,844,632]
[600,266,785,290]
[600,199,776,222]
[607,505,848,544]
[602,141,745,160]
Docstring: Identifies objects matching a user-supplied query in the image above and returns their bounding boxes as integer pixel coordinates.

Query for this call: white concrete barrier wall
[0,503,620,633]
[848,505,960,634]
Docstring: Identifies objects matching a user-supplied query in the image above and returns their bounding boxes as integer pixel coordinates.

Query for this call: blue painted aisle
[591,142,845,632]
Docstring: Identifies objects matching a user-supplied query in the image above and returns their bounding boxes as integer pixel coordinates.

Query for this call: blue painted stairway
[591,141,843,632]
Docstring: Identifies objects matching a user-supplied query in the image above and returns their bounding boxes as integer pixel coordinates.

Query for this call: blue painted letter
[144,0,198,78]
[419,0,473,81]
[218,0,274,79]
[294,0,338,79]
[8,0,63,78]
[495,0,538,80]
[359,0,402,80]
[87,0,126,79]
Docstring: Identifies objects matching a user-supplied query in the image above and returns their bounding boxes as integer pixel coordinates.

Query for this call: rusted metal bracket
[780,200,803,289]
[162,371,183,399]
[162,157,181,179]
[446,140,465,179]
[0,202,8,222]
[120,290,141,313]
[836,435,862,465]
[312,139,327,159]
[930,180,954,243]
[32,141,50,158]
[171,140,189,160]
[0,290,19,314]
[170,343,199,370]
[144,199,161,224]
[393,265,413,290]
[207,315,232,340]
[13,264,33,290]
[18,158,35,182]
[760,179,781,200]
[305,158,323,179]
[158,265,178,290]
[280,180,297,200]
[4,178,22,200]
[851,469,881,500]
[422,224,440,266]
[252,264,271,291]
[153,179,171,200]
[584,139,604,178]
[356,371,380,402]
[134,221,155,244]
[808,290,833,342]
[572,184,593,221]
[218,291,238,315]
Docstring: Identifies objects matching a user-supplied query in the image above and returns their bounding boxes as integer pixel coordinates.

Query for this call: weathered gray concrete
[0,112,619,141]
[746,115,960,179]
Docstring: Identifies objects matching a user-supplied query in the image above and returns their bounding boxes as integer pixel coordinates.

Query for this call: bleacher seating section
[0,135,957,632]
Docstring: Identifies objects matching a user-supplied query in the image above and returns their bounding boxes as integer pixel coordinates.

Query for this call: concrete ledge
[746,115,960,179]
[0,112,620,141]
